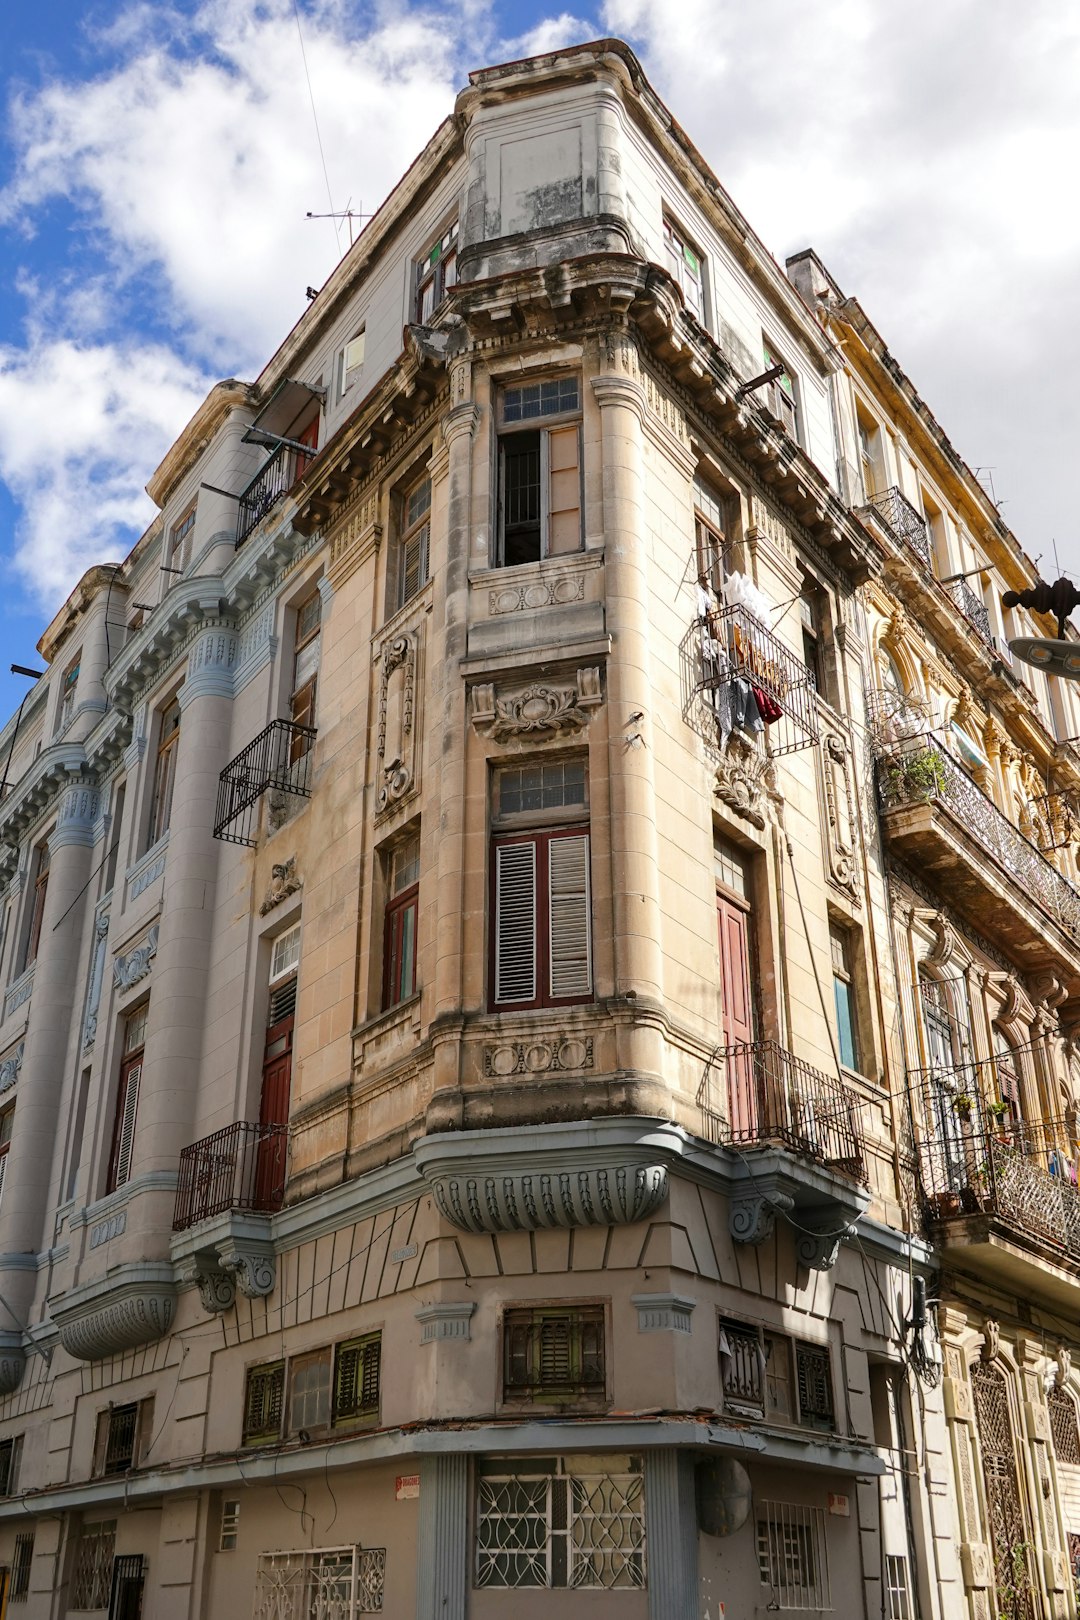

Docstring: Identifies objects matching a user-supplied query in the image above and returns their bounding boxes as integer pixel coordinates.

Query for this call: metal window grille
[108,1555,145,1620]
[756,1502,830,1611]
[103,1405,138,1473]
[252,1547,385,1617]
[719,1320,764,1414]
[503,1307,605,1398]
[334,1335,381,1423]
[475,1458,645,1589]
[71,1521,117,1610]
[795,1342,835,1432]
[10,1532,33,1601]
[885,1553,913,1620]
[0,1434,20,1496]
[243,1363,285,1443]
[220,1501,240,1552]
[1049,1387,1080,1466]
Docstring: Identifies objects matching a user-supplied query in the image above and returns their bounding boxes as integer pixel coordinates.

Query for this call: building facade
[0,36,1075,1620]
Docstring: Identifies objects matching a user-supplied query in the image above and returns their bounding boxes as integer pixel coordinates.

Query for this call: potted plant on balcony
[952,1092,974,1119]
[987,1099,1012,1141]
[883,746,948,803]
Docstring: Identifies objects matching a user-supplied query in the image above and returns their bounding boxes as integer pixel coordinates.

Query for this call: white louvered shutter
[0,1152,8,1215]
[495,841,537,1004]
[113,1061,142,1188]
[548,833,592,999]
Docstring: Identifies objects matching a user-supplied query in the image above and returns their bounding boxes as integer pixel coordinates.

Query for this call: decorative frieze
[0,1042,23,1093]
[83,912,110,1048]
[416,1302,476,1343]
[375,630,420,819]
[714,735,777,831]
[90,1211,127,1249]
[113,925,159,991]
[483,1036,593,1077]
[234,601,278,693]
[426,1161,668,1235]
[52,783,101,850]
[176,1255,236,1315]
[184,625,239,703]
[2,966,34,1021]
[470,668,602,743]
[488,573,585,616]
[632,1293,696,1333]
[260,856,302,915]
[126,838,168,902]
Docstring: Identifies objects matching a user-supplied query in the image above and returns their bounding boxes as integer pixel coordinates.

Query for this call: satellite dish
[695,1455,752,1537]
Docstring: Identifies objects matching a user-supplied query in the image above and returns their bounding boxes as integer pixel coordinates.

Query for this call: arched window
[882,650,906,696]
[1048,1385,1080,1467]
[993,1029,1024,1128]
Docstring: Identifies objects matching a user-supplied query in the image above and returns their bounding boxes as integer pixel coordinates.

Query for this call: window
[694,475,729,594]
[800,590,823,693]
[0,1107,13,1216]
[397,474,431,607]
[761,339,798,439]
[333,1333,381,1423]
[497,377,582,566]
[92,1398,153,1475]
[70,1520,116,1609]
[476,1454,644,1590]
[243,1361,285,1444]
[720,1324,831,1430]
[491,828,592,1010]
[415,220,458,323]
[339,328,366,397]
[718,1319,766,1416]
[294,414,319,480]
[885,1554,913,1620]
[23,841,50,969]
[219,1500,240,1552]
[794,1340,835,1431]
[254,1549,386,1615]
[1049,1386,1080,1466]
[0,1434,21,1497]
[383,834,419,1010]
[503,1305,605,1401]
[56,651,81,735]
[757,1502,831,1610]
[857,409,883,501]
[271,923,301,983]
[149,698,180,845]
[288,1349,331,1435]
[168,503,196,575]
[994,1028,1024,1128]
[10,1532,32,1602]
[830,923,859,1071]
[290,589,321,749]
[104,784,126,894]
[663,215,704,320]
[107,1005,146,1194]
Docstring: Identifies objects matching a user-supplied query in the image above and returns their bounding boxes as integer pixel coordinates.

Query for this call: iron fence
[698,1039,866,1182]
[236,441,306,548]
[173,1120,288,1231]
[944,577,994,646]
[214,718,317,846]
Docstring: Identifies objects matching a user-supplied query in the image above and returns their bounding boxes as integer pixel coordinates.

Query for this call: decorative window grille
[719,1320,765,1415]
[794,1342,835,1432]
[885,1553,913,1620]
[1049,1387,1080,1466]
[10,1531,33,1601]
[0,1433,21,1496]
[334,1334,381,1424]
[97,1404,139,1474]
[503,1306,605,1399]
[475,1455,645,1589]
[220,1500,240,1551]
[108,1555,145,1619]
[757,1502,830,1610]
[253,1546,385,1617]
[243,1362,285,1444]
[71,1520,117,1610]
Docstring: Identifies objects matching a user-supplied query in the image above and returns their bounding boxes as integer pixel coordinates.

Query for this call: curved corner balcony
[877,738,1080,987]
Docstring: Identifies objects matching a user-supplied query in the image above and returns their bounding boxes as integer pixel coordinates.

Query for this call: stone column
[591,362,665,1007]
[644,1448,698,1620]
[131,622,236,1186]
[0,782,100,1319]
[428,395,480,1129]
[415,1452,467,1620]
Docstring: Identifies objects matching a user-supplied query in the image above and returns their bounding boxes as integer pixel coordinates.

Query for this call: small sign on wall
[396,1474,420,1500]
[827,1492,850,1517]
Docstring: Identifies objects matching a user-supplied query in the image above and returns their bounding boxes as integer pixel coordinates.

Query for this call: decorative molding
[234,601,278,694]
[714,734,777,831]
[488,574,585,616]
[89,1211,127,1248]
[126,836,168,902]
[818,724,861,901]
[112,924,159,991]
[260,856,303,915]
[52,783,101,850]
[175,1255,236,1314]
[183,625,239,704]
[795,1224,856,1272]
[2,967,34,1021]
[470,667,602,742]
[632,1293,696,1334]
[424,1162,669,1235]
[981,1319,1000,1362]
[50,1263,177,1361]
[217,1238,275,1298]
[82,912,110,1049]
[0,1334,25,1397]
[375,630,420,819]
[0,1042,23,1094]
[483,1036,593,1078]
[729,1192,793,1246]
[416,1302,476,1343]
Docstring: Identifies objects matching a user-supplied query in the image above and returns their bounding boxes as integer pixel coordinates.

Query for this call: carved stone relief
[375,630,420,819]
[488,574,585,616]
[470,668,602,743]
[113,924,159,991]
[83,912,110,1049]
[260,856,302,915]
[818,727,861,901]
[0,1042,23,1094]
[483,1036,594,1077]
[714,734,777,831]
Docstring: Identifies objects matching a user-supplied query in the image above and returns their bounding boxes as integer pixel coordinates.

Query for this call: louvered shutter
[548,833,591,1000]
[244,1364,284,1439]
[495,841,537,1005]
[400,521,430,605]
[112,1060,141,1189]
[0,1150,9,1216]
[335,1336,380,1419]
[546,424,582,556]
[539,1316,572,1387]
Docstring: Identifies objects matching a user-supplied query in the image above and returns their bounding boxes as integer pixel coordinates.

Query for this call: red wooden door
[294,416,319,480]
[717,889,755,1139]
[255,1013,292,1207]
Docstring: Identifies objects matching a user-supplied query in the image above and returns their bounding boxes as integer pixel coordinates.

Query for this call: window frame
[168,503,197,575]
[396,471,432,609]
[286,1347,332,1437]
[501,1303,607,1404]
[106,1005,147,1195]
[23,839,50,970]
[662,213,705,322]
[382,835,420,1012]
[92,1397,153,1477]
[490,825,592,1012]
[242,1360,286,1446]
[56,650,81,736]
[496,375,583,568]
[694,480,728,596]
[414,219,459,324]
[830,921,860,1072]
[332,1332,382,1426]
[148,697,181,847]
[761,338,799,441]
[339,328,366,399]
[0,1434,21,1498]
[290,587,322,745]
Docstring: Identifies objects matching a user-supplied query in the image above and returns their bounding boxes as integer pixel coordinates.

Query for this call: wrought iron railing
[236,442,308,548]
[866,687,935,751]
[877,736,1080,939]
[944,577,994,645]
[214,718,316,846]
[698,1039,866,1182]
[858,485,932,569]
[173,1120,288,1231]
[683,602,818,756]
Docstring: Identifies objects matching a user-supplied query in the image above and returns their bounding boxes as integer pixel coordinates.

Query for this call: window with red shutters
[491,827,592,1011]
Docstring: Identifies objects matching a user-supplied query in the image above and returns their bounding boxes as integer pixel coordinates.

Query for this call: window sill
[352,991,421,1045]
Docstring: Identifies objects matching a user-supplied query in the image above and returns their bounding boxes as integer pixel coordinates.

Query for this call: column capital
[50,783,101,850]
[441,401,481,448]
[590,372,647,421]
[182,624,239,705]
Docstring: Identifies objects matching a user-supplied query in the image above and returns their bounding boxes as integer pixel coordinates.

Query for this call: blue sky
[2,1,1080,721]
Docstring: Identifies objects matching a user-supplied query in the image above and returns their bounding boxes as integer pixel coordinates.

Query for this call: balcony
[173,1120,288,1232]
[877,737,1080,983]
[236,440,311,548]
[944,576,994,646]
[214,718,316,846]
[858,486,932,569]
[681,602,818,756]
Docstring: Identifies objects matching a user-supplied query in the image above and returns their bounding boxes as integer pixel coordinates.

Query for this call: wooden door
[255,1011,292,1207]
[717,889,755,1139]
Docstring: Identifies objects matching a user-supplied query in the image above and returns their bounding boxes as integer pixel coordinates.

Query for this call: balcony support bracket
[218,1237,276,1299]
[730,1190,794,1247]
[171,1210,276,1316]
[175,1254,236,1315]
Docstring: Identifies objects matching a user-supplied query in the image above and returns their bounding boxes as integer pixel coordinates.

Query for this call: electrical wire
[292,2,340,254]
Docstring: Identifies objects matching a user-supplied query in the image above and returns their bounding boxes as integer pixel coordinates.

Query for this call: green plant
[991,1540,1034,1620]
[885,746,948,801]
[987,1099,1010,1119]
[953,1092,974,1115]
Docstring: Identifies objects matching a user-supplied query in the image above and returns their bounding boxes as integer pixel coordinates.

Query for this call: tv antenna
[306,200,375,247]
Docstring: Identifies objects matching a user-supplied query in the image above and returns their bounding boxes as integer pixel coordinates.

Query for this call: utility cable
[292,2,341,254]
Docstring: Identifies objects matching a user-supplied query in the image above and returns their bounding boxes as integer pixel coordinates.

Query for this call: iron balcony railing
[698,1039,866,1182]
[858,485,932,569]
[173,1120,288,1231]
[683,602,819,756]
[236,441,310,548]
[877,735,1080,939]
[944,577,994,646]
[214,718,316,846]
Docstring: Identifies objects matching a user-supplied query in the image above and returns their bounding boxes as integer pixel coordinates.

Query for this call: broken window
[496,377,582,566]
